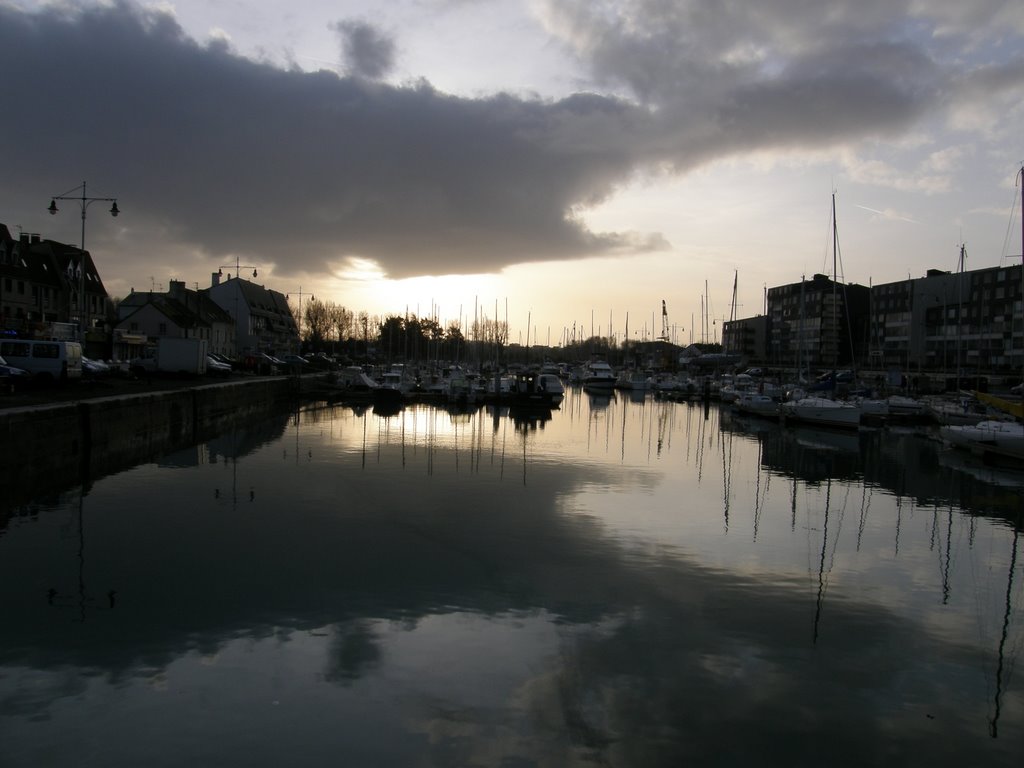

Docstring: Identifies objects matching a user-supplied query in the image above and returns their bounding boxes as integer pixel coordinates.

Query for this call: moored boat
[735,391,780,419]
[505,370,562,407]
[615,369,650,391]
[781,396,861,429]
[939,419,1024,462]
[583,360,616,392]
[535,372,565,406]
[926,396,989,426]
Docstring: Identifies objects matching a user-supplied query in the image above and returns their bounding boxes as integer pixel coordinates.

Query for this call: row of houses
[0,224,300,360]
[723,262,1024,377]
[6,220,1022,377]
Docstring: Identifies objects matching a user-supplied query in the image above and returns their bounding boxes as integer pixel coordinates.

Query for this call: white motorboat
[735,392,780,419]
[378,368,413,400]
[583,360,616,392]
[781,396,861,429]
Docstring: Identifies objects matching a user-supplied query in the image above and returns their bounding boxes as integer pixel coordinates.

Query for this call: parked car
[82,356,111,378]
[0,354,31,393]
[206,355,232,376]
[304,352,335,370]
[281,354,309,370]
[254,352,284,374]
[210,352,240,370]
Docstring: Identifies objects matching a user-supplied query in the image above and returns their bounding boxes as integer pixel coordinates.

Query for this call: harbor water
[1,387,1022,766]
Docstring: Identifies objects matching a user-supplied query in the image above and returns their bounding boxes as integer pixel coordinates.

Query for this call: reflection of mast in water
[214,427,254,507]
[894,496,904,557]
[620,392,627,462]
[855,482,872,552]
[694,404,707,482]
[927,501,956,605]
[752,437,770,542]
[989,524,1019,738]
[940,505,954,605]
[790,475,797,532]
[655,401,670,457]
[360,407,368,469]
[48,487,116,622]
[811,477,850,644]
[287,407,304,465]
[813,478,833,645]
[720,425,733,534]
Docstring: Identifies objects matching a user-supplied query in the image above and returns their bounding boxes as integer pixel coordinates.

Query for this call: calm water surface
[1,388,1022,766]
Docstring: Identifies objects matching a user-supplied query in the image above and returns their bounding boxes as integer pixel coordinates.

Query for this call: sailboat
[939,418,1024,461]
[781,193,861,429]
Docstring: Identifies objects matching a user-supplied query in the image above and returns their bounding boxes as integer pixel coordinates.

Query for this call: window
[0,341,28,357]
[33,343,59,359]
[158,322,167,334]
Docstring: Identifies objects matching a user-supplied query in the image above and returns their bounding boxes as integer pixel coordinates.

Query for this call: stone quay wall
[0,376,302,507]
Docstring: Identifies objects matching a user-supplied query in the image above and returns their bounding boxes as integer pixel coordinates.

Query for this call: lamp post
[217,256,259,281]
[287,287,314,351]
[216,258,260,356]
[48,181,119,340]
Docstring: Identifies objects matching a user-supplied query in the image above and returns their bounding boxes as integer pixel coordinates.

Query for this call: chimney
[212,271,221,287]
[169,280,186,300]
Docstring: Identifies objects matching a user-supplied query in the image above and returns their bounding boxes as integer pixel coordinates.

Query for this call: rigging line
[999,183,1022,265]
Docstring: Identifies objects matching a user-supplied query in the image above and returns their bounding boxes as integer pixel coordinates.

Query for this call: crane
[659,300,670,343]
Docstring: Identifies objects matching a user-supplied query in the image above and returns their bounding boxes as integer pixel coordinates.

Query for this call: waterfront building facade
[1,225,112,355]
[205,273,299,357]
[721,314,769,363]
[761,274,869,370]
[872,263,1023,377]
[114,280,237,360]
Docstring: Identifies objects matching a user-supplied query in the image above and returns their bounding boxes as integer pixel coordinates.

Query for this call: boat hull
[781,398,861,429]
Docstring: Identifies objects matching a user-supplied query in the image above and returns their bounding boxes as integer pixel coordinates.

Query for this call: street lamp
[287,287,314,348]
[48,181,119,339]
[218,255,258,280]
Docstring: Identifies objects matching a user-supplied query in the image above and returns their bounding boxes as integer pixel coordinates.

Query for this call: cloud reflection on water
[0,397,1020,765]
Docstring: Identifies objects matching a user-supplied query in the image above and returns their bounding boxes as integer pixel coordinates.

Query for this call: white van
[0,339,83,381]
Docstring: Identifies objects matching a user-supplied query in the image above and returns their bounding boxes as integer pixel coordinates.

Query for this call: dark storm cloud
[0,1,1018,280]
[330,19,397,80]
[0,2,661,279]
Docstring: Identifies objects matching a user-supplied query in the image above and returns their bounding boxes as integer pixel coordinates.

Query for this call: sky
[2,0,1024,347]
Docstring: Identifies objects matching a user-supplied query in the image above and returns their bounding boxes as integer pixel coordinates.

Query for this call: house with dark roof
[114,280,235,361]
[204,273,298,356]
[1,224,110,350]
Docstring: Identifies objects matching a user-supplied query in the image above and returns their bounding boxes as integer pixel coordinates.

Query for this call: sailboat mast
[832,192,838,379]
[1017,163,1024,413]
[956,242,966,392]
